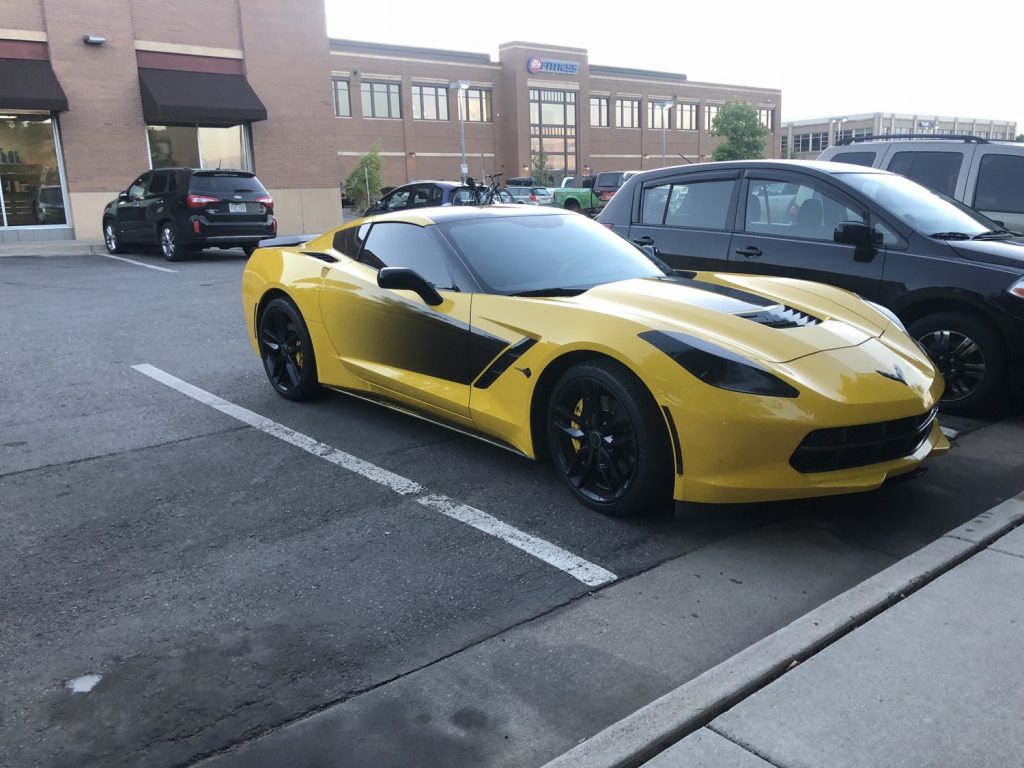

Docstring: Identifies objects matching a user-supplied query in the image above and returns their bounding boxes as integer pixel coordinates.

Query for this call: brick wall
[130,0,242,50]
[3,0,45,32]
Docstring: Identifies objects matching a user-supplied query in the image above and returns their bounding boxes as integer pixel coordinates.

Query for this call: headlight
[1009,277,1024,300]
[863,300,907,333]
[640,331,799,398]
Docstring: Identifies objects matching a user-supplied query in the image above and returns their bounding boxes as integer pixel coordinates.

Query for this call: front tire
[910,311,1005,416]
[103,219,124,254]
[547,360,671,516]
[159,222,182,262]
[258,297,321,401]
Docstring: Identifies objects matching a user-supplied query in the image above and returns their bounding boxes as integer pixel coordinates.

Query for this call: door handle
[735,246,762,258]
[633,236,655,246]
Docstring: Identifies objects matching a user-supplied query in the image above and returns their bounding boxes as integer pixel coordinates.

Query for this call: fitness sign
[526,56,580,75]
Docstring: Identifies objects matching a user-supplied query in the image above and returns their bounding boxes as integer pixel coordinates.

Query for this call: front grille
[790,408,937,473]
[738,305,821,329]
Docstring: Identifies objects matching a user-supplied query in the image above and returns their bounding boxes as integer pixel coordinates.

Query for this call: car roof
[623,159,893,184]
[363,204,573,226]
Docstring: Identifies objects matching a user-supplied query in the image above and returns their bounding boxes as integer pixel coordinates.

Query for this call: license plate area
[229,202,247,213]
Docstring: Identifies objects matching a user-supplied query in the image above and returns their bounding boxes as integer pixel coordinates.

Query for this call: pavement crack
[706,724,788,767]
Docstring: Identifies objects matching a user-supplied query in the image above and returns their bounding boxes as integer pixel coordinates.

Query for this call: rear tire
[257,297,321,401]
[909,311,1005,416]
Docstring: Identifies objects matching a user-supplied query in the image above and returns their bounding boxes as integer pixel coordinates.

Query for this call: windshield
[436,213,666,295]
[839,172,989,237]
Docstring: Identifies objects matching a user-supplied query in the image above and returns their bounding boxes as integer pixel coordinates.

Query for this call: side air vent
[738,304,821,329]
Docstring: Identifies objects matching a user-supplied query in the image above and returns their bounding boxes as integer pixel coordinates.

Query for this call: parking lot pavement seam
[539,490,1024,768]
[703,724,785,768]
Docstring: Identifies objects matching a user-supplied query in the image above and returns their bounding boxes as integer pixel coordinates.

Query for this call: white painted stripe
[417,494,617,587]
[132,365,617,587]
[941,426,959,440]
[104,254,178,273]
[131,364,422,495]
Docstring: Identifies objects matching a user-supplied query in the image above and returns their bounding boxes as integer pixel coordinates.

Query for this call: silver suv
[818,135,1024,233]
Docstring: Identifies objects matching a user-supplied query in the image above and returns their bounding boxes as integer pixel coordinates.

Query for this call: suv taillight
[257,194,274,212]
[188,194,219,209]
[529,193,537,202]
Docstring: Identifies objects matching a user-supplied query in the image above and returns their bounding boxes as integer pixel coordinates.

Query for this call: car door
[966,149,1024,233]
[116,173,151,242]
[319,220,476,421]
[627,171,739,272]
[138,170,171,242]
[727,171,885,297]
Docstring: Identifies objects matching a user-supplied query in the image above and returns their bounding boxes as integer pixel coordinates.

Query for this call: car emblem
[234,194,242,199]
[877,364,907,385]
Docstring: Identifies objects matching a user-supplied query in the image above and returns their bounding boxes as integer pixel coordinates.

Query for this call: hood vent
[737,304,821,329]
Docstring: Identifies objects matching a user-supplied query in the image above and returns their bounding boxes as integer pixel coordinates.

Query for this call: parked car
[243,206,947,516]
[506,176,538,187]
[102,168,276,261]
[363,180,474,215]
[598,159,1024,415]
[506,186,554,206]
[32,185,66,225]
[593,170,641,205]
[819,135,1024,233]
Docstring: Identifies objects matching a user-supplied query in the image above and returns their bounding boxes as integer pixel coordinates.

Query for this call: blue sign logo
[527,56,580,75]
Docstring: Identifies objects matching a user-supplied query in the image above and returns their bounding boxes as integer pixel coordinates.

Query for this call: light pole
[654,100,673,167]
[449,80,470,181]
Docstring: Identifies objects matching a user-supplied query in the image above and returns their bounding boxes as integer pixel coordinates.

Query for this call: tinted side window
[974,154,1024,214]
[128,176,148,199]
[383,189,412,210]
[333,222,369,257]
[887,151,961,198]
[662,179,736,230]
[360,223,454,289]
[828,151,877,167]
[148,172,168,195]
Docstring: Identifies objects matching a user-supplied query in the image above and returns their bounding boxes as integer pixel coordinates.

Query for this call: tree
[710,100,769,161]
[343,140,383,212]
[531,148,555,186]
[1016,134,1024,142]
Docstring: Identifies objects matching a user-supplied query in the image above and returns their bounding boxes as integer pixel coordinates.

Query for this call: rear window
[828,151,877,167]
[189,172,267,195]
[596,172,624,188]
[974,154,1024,214]
[886,151,962,198]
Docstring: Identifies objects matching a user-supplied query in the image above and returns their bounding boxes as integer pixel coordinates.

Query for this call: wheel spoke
[260,329,281,350]
[284,355,301,387]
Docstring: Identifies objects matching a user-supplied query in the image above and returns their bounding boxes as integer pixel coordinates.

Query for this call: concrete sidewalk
[546,492,1024,768]
[0,239,104,257]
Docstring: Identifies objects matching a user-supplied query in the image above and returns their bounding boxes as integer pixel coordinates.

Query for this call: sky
[325,0,1022,135]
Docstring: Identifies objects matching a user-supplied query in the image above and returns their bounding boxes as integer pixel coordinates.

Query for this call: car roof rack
[835,134,990,146]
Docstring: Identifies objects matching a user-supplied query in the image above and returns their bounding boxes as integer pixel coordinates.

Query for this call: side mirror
[377,267,444,306]
[834,221,880,262]
[118,190,128,201]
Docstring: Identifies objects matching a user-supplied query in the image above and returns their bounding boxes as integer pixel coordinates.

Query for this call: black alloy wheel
[547,360,671,516]
[910,311,1004,416]
[103,219,124,254]
[159,222,181,262]
[258,297,320,401]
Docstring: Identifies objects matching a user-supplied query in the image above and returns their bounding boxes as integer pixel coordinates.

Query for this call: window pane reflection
[0,116,67,227]
[147,125,247,171]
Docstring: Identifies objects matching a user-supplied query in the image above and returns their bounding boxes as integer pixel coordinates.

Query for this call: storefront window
[0,115,68,227]
[147,124,249,171]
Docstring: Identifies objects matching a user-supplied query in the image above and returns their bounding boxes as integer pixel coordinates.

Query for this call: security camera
[82,35,107,46]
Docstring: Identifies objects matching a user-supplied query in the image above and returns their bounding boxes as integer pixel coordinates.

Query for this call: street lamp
[449,80,470,182]
[653,100,673,167]
[829,117,848,146]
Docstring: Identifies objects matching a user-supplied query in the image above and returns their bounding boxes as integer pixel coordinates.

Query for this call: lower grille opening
[790,408,937,473]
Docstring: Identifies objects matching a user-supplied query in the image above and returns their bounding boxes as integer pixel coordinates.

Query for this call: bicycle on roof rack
[466,173,516,205]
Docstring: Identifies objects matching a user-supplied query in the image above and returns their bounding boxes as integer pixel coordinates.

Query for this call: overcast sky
[325,0,1021,135]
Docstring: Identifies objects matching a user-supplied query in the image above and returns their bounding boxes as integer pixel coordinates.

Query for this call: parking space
[3,252,1023,767]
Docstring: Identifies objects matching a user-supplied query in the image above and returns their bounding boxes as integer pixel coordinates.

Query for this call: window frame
[333,78,351,117]
[615,97,640,129]
[411,83,449,121]
[590,95,609,127]
[361,81,402,119]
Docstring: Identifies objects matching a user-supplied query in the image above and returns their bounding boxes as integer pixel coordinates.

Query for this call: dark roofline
[330,38,493,65]
[590,64,687,82]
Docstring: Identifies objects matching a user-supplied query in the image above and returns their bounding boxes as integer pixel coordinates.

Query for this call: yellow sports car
[242,206,948,516]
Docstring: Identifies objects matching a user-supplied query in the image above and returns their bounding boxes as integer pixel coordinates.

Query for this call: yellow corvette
[242,206,948,516]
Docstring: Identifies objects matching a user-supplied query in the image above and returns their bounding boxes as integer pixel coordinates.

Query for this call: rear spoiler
[257,234,321,249]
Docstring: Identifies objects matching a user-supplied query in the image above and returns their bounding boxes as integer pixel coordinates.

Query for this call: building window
[677,103,697,131]
[0,115,68,228]
[704,104,721,131]
[615,98,640,128]
[361,81,401,119]
[647,101,671,129]
[758,108,774,131]
[462,88,492,122]
[411,84,449,121]
[147,124,250,171]
[529,88,576,175]
[590,96,609,127]
[780,136,788,153]
[333,79,351,117]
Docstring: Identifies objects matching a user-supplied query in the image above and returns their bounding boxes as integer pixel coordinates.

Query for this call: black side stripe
[473,337,538,389]
[661,405,684,475]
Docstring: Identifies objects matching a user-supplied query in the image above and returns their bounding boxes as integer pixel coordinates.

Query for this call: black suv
[598,159,1024,415]
[102,168,276,261]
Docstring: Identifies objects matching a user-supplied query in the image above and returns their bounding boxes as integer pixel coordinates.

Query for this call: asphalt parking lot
[3,246,1023,768]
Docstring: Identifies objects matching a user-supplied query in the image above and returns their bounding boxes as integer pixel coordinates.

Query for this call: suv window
[827,151,877,167]
[127,175,148,200]
[360,222,454,289]
[974,154,1024,214]
[189,172,268,196]
[660,179,736,230]
[886,151,961,198]
[148,172,168,196]
[596,172,624,188]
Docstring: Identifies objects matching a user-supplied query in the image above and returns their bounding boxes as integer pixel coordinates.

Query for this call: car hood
[948,238,1024,271]
[572,274,890,364]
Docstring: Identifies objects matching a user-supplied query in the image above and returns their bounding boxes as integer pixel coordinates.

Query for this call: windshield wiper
[971,228,1015,240]
[511,287,586,297]
[928,231,971,240]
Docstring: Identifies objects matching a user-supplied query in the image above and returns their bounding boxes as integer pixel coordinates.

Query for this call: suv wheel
[103,219,124,254]
[159,222,181,262]
[910,312,1005,416]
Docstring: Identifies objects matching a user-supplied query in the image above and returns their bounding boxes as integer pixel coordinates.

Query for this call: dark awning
[137,67,267,127]
[0,58,68,111]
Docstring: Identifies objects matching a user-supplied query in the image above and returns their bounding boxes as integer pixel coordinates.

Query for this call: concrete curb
[0,240,106,258]
[541,492,1024,768]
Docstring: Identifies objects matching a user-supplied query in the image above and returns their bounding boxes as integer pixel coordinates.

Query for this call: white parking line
[104,254,178,273]
[132,364,617,588]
